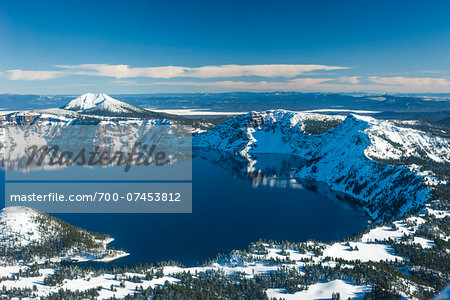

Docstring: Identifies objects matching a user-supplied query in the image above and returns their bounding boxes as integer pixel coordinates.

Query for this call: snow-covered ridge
[194,109,449,220]
[194,109,449,163]
[194,110,346,157]
[0,206,128,264]
[359,115,449,164]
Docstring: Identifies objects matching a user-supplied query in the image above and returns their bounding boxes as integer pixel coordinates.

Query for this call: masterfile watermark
[26,142,170,172]
[3,123,193,213]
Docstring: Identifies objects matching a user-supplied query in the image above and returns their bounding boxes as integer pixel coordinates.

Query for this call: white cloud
[56,64,187,79]
[182,64,347,78]
[43,63,348,79]
[369,76,450,87]
[368,76,450,92]
[116,76,450,93]
[8,70,63,80]
[338,76,360,84]
[6,64,348,81]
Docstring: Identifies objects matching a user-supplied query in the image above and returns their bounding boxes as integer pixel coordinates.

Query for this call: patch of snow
[322,242,403,262]
[301,108,381,114]
[145,108,244,116]
[266,280,370,299]
[0,206,42,247]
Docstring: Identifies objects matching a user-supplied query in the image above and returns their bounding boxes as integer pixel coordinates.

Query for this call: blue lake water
[1,152,369,267]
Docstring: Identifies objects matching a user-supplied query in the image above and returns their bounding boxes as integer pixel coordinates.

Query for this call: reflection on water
[193,149,363,208]
[194,148,306,189]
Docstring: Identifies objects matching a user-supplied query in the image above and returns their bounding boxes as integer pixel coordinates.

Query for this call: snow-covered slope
[194,110,346,156]
[194,110,449,220]
[62,93,153,117]
[0,206,42,247]
[64,93,113,111]
[0,206,127,264]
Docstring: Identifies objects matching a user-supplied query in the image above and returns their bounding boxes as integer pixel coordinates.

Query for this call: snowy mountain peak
[60,93,158,118]
[62,93,121,111]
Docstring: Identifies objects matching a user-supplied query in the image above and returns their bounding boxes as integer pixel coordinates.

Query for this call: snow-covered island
[0,94,448,299]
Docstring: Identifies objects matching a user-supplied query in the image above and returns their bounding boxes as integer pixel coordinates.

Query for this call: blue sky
[1,0,450,94]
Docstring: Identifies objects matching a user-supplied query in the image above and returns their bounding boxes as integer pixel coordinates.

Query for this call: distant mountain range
[1,93,215,132]
[1,92,449,122]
